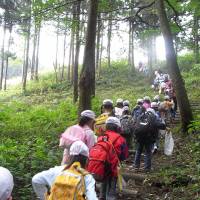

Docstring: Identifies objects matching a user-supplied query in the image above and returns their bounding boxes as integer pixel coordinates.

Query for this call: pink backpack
[59,125,87,148]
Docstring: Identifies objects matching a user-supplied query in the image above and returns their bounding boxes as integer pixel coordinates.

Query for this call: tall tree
[96,13,101,70]
[0,18,6,90]
[193,9,200,64]
[54,19,60,83]
[79,0,98,113]
[22,17,31,92]
[31,23,38,80]
[67,29,73,81]
[61,26,67,81]
[34,23,41,81]
[4,25,13,90]
[156,0,193,131]
[73,0,81,103]
[107,11,112,68]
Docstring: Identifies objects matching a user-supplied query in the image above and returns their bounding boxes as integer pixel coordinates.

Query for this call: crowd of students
[0,70,177,200]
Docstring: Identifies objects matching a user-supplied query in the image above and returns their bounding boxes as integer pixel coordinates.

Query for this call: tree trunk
[31,24,37,80]
[61,27,67,81]
[54,20,60,83]
[78,0,98,113]
[156,0,193,132]
[129,22,135,71]
[4,26,12,91]
[67,30,73,81]
[71,4,76,85]
[193,12,200,64]
[22,19,31,92]
[128,22,132,67]
[96,13,101,70]
[147,37,153,74]
[152,35,157,65]
[0,20,6,90]
[22,37,27,84]
[73,0,81,103]
[99,25,104,75]
[131,26,135,71]
[71,29,75,85]
[35,24,41,81]
[107,12,112,68]
[130,0,135,71]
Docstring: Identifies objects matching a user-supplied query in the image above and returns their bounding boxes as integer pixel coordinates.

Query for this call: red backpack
[105,130,129,161]
[87,136,119,181]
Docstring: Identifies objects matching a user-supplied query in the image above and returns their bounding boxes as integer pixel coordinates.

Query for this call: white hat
[123,106,129,111]
[154,95,160,100]
[151,102,158,108]
[0,167,14,200]
[137,98,143,103]
[69,141,89,157]
[116,98,123,103]
[103,99,113,106]
[144,96,151,101]
[81,110,95,120]
[164,95,170,100]
[106,117,121,127]
[123,100,130,106]
[147,108,156,115]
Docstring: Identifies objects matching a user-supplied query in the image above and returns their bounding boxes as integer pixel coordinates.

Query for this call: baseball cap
[81,110,95,120]
[116,98,123,103]
[106,117,121,128]
[103,99,113,106]
[69,141,89,157]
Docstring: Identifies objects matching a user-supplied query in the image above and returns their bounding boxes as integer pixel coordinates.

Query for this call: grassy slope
[0,60,200,199]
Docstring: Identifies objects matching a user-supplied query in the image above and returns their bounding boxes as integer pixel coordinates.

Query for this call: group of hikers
[32,95,173,200]
[151,70,177,122]
[0,70,178,200]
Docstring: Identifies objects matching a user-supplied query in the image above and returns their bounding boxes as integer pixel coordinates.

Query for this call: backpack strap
[111,134,122,147]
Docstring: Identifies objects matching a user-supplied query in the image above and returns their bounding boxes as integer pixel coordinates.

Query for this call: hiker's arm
[84,174,98,200]
[32,166,64,200]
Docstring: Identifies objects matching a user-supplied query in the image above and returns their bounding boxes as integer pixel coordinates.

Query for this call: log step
[122,172,147,182]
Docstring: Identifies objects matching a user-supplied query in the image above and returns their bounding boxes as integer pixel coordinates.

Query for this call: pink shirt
[83,125,96,149]
[143,102,151,109]
[60,124,96,164]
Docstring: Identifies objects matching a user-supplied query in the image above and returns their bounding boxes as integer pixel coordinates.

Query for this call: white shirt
[32,165,98,200]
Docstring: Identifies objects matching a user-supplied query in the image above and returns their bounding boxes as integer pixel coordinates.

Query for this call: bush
[191,64,200,75]
[178,54,195,72]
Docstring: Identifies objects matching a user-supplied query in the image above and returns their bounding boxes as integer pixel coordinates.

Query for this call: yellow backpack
[94,113,109,136]
[46,162,88,200]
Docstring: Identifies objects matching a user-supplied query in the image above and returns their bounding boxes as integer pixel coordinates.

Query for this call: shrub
[177,54,195,72]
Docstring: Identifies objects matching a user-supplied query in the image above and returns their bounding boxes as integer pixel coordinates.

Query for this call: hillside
[0,61,200,199]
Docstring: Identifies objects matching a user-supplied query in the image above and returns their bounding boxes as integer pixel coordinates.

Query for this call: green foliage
[190,64,200,75]
[188,116,200,134]
[0,94,77,198]
[177,54,195,72]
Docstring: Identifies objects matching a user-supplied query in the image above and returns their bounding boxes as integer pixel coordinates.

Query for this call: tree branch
[165,0,182,31]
